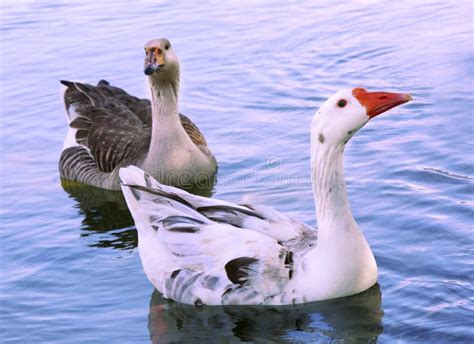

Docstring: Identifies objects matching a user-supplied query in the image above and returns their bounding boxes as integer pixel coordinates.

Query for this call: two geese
[60,38,412,306]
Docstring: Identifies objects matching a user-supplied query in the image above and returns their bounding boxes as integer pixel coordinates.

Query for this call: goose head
[144,38,179,81]
[312,87,412,146]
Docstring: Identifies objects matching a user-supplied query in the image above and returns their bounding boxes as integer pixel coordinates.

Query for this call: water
[1,0,473,342]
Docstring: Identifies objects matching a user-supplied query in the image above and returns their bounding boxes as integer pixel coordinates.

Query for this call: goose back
[59,80,210,189]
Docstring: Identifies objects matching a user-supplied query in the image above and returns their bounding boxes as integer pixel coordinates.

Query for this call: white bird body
[120,87,411,305]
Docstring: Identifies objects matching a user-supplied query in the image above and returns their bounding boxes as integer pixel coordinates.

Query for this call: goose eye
[337,99,347,108]
[165,43,170,50]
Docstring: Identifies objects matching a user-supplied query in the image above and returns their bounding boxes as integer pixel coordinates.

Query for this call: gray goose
[59,38,217,190]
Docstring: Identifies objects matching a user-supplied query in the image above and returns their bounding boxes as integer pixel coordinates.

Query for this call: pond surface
[1,0,473,342]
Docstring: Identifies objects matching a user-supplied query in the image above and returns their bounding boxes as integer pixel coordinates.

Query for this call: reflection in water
[148,284,384,343]
[61,178,216,250]
[61,180,137,249]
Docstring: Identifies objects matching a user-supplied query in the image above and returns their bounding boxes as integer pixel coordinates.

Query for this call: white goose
[119,87,412,306]
[59,38,217,190]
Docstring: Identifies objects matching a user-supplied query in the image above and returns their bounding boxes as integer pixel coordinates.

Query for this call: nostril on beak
[144,66,154,75]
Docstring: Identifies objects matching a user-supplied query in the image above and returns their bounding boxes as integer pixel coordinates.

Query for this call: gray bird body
[59,79,216,190]
[59,39,217,190]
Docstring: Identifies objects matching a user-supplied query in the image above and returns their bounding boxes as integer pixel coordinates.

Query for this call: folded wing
[120,166,318,305]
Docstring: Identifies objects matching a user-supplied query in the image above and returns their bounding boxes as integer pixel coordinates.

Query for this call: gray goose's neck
[310,134,358,243]
[150,77,180,123]
[143,77,184,168]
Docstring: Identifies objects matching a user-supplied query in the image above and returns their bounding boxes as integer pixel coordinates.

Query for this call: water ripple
[1,0,473,343]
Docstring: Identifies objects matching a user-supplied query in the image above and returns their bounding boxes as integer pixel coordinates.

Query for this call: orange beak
[353,87,412,118]
[144,47,165,76]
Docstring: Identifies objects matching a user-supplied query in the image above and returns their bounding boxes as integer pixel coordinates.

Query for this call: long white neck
[310,131,358,243]
[307,127,378,298]
[303,104,378,300]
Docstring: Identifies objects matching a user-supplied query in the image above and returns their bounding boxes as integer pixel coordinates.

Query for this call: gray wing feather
[79,104,147,172]
[62,80,209,173]
[136,169,318,251]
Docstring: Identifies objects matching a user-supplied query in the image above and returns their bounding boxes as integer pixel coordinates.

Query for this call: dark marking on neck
[318,133,325,144]
[343,131,354,145]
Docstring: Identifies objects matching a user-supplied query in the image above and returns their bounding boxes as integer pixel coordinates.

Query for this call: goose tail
[119,165,148,188]
[119,166,210,233]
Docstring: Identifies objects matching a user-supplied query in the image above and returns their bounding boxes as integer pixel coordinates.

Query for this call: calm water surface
[1,1,473,342]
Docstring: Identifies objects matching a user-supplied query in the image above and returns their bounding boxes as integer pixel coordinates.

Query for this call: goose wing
[61,80,209,172]
[62,80,150,172]
[119,166,317,305]
[120,164,316,247]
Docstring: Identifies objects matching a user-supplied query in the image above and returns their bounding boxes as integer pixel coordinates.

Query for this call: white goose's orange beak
[353,87,412,118]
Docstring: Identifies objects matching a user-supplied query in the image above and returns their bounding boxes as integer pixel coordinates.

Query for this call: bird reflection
[148,284,384,343]
[61,178,215,250]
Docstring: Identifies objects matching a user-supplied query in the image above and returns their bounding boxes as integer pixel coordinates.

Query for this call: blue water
[1,1,473,342]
